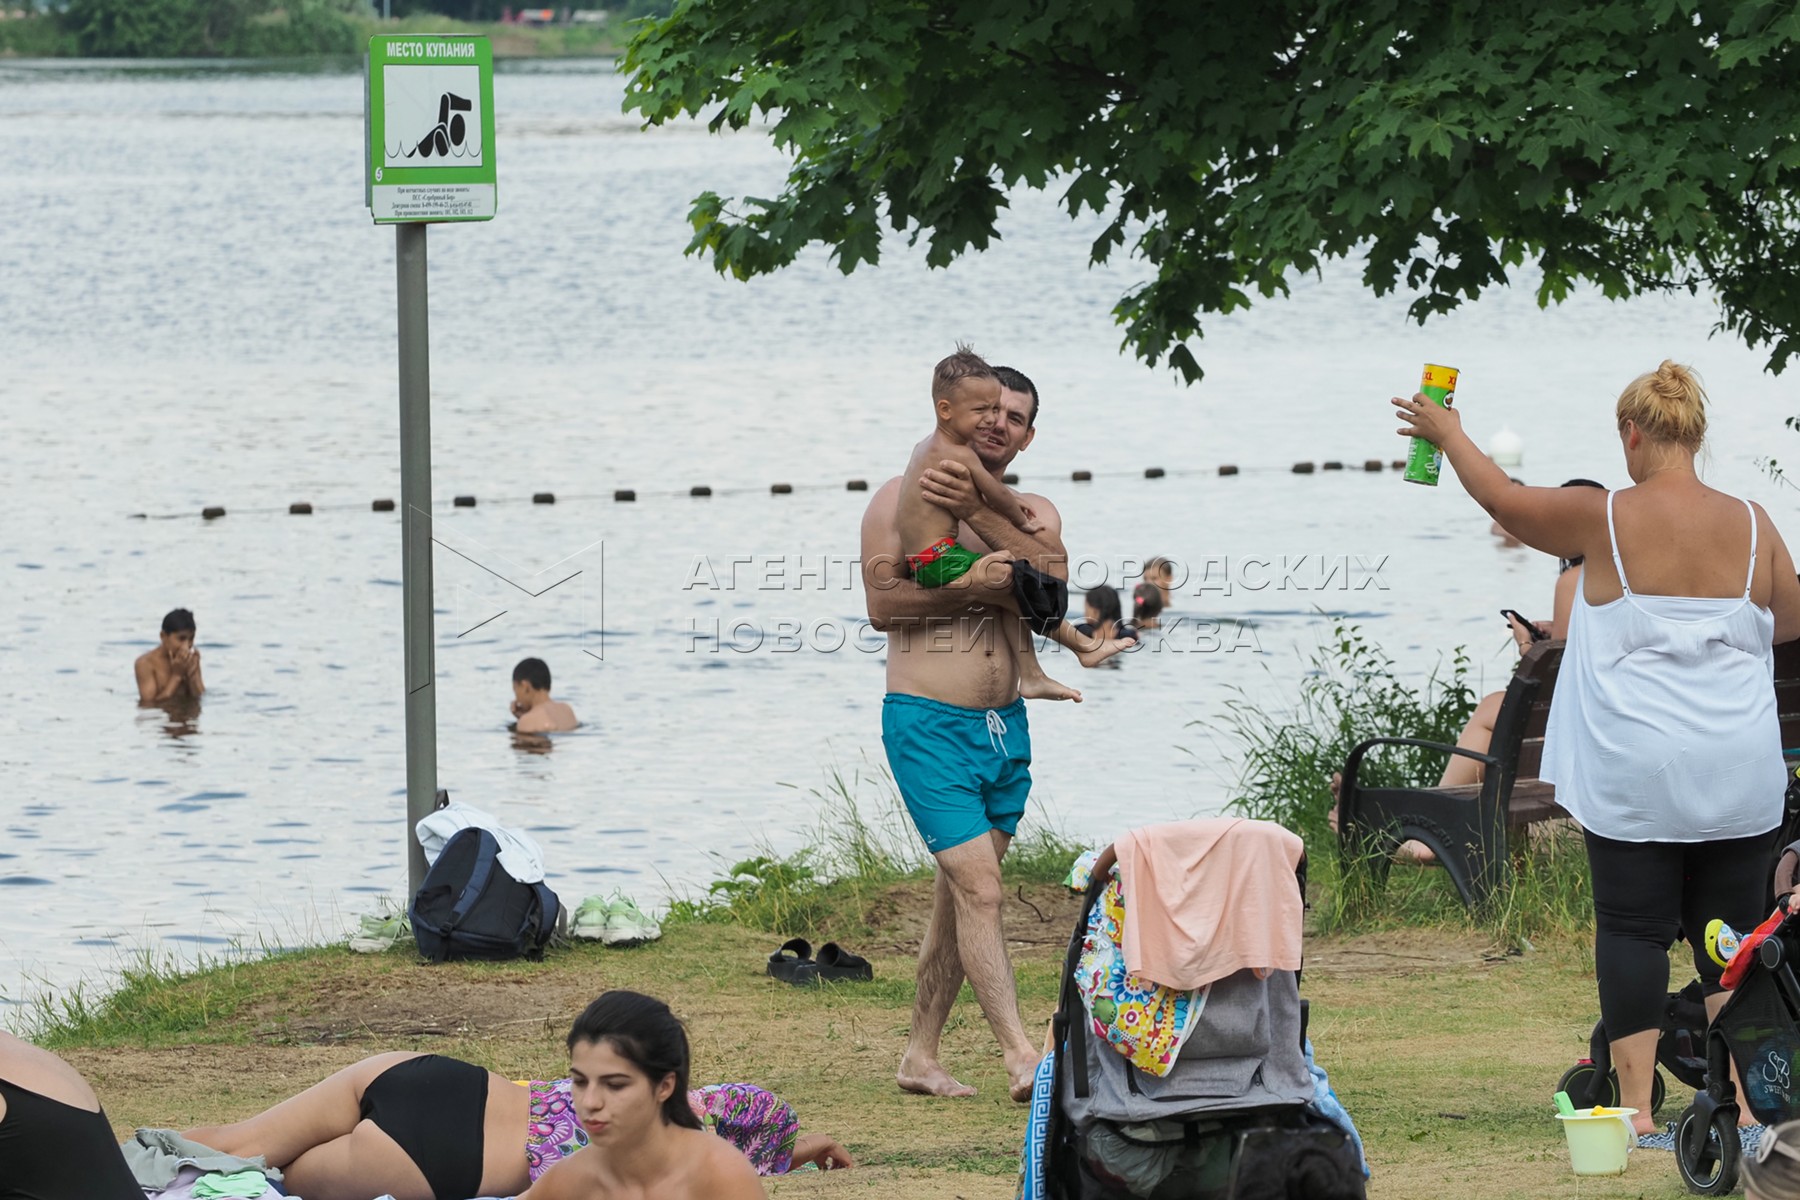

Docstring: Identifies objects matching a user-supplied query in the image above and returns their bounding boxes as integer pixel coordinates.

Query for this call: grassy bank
[0,12,626,59]
[39,879,1697,1200]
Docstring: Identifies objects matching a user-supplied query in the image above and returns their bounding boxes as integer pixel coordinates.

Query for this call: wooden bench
[1337,638,1800,910]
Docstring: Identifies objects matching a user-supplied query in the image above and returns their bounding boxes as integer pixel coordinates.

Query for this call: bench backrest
[1506,637,1800,786]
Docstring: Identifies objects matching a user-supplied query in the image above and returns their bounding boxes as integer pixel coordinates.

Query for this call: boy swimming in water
[894,346,1128,700]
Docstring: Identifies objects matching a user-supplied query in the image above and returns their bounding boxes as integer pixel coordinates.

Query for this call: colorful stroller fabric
[1075,874,1207,1076]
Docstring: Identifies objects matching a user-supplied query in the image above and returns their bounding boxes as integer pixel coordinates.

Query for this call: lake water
[2,57,1796,1010]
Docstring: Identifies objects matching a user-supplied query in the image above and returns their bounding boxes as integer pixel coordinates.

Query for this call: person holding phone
[1331,478,1610,861]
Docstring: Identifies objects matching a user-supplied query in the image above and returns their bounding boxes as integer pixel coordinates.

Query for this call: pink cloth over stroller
[1114,817,1306,990]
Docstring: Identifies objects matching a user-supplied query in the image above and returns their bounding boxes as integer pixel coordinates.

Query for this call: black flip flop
[815,941,873,982]
[766,937,814,983]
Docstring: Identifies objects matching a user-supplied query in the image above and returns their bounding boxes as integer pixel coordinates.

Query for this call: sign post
[366,35,497,898]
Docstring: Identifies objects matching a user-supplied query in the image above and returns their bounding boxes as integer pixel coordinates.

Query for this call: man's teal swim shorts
[881,694,1032,853]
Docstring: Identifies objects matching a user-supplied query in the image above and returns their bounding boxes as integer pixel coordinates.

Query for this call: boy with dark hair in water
[893,346,1128,702]
[134,608,205,703]
[512,657,579,732]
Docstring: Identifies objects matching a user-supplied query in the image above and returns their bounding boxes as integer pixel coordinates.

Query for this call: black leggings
[1585,828,1773,1040]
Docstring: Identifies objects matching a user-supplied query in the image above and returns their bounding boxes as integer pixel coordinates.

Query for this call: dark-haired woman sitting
[183,991,849,1200]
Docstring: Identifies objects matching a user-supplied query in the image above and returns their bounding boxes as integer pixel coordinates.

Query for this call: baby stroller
[1040,819,1365,1200]
[1672,897,1800,1194]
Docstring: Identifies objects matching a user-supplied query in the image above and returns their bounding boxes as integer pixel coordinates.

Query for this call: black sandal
[766,937,815,983]
[816,941,873,982]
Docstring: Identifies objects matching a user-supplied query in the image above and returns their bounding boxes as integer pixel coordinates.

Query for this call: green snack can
[1403,362,1459,486]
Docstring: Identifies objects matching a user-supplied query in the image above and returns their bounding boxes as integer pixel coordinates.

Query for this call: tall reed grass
[665,756,1080,935]
[1218,621,1592,939]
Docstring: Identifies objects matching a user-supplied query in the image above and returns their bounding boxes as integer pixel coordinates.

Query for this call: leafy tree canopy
[623,0,1800,382]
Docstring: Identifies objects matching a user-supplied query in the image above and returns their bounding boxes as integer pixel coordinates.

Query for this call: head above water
[512,657,552,694]
[1132,582,1164,622]
[565,990,703,1131]
[1617,360,1708,458]
[158,608,196,654]
[1084,585,1122,626]
[1557,479,1607,572]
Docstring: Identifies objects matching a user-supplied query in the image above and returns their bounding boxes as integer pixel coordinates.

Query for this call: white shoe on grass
[349,909,410,954]
[601,895,661,945]
[569,896,611,941]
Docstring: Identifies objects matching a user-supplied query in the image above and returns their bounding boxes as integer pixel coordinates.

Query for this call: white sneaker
[601,895,662,945]
[570,896,611,941]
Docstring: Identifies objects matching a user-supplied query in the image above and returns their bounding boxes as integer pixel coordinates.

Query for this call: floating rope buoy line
[133,458,1405,520]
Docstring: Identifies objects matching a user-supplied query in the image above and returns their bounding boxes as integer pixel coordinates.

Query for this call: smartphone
[1500,609,1548,642]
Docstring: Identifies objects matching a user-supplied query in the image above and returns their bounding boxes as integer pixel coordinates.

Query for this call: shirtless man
[134,608,204,704]
[861,364,1070,1101]
[896,347,1125,702]
[511,657,580,733]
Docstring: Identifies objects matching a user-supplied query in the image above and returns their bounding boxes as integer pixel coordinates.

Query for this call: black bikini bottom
[360,1054,489,1200]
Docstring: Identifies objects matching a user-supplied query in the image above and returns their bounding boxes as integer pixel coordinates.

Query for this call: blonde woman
[1396,361,1800,1138]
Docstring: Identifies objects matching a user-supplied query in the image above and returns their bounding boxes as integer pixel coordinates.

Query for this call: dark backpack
[409,827,562,962]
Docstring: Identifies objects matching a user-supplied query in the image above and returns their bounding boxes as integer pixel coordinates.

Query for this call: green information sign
[365,35,497,224]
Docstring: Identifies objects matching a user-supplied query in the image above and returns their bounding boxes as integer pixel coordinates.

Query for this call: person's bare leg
[1328,772,1436,865]
[1704,990,1759,1127]
[184,1051,426,1166]
[1608,1028,1662,1136]
[933,833,1039,1100]
[1438,691,1502,787]
[900,831,1010,1097]
[1011,618,1082,702]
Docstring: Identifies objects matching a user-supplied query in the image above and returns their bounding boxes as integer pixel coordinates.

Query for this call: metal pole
[396,222,437,897]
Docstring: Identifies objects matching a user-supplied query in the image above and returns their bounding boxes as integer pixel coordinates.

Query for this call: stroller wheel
[1650,1070,1666,1116]
[1557,1061,1620,1110]
[1675,1101,1741,1195]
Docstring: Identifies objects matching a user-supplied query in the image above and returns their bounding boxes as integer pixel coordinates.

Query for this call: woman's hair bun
[1617,359,1707,450]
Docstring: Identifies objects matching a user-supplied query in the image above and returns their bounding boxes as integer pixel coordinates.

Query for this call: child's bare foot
[1328,772,1438,865]
[1020,672,1082,702]
[1075,637,1133,669]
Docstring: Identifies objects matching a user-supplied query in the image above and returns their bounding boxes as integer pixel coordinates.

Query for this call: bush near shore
[1,2,632,58]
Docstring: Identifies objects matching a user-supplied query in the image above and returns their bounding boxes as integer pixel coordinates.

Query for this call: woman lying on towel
[183,990,852,1200]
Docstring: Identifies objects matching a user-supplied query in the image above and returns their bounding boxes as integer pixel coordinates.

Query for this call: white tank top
[1540,491,1784,842]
